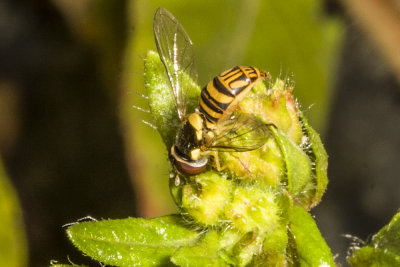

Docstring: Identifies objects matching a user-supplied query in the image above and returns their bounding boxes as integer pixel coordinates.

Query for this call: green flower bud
[219,138,284,186]
[224,186,281,233]
[179,171,233,226]
[262,223,288,255]
[144,50,331,264]
[240,79,303,144]
[218,78,328,209]
[250,225,288,266]
[231,230,266,266]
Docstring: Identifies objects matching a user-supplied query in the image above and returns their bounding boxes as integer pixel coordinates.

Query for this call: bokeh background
[1,0,400,266]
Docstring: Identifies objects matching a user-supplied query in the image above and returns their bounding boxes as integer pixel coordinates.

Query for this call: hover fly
[153,7,272,176]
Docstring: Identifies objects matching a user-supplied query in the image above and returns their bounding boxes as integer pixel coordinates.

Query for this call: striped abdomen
[199,66,269,127]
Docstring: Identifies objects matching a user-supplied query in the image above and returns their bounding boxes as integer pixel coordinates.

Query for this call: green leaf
[67,214,201,266]
[349,246,400,267]
[299,112,329,209]
[288,205,335,266]
[371,212,400,255]
[348,212,400,266]
[269,126,312,201]
[144,50,201,149]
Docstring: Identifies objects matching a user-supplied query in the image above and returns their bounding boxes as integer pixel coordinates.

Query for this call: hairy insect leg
[237,157,252,174]
[229,153,254,176]
[211,151,227,172]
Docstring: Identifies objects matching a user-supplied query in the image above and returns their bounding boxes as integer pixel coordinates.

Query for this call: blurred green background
[1,0,400,266]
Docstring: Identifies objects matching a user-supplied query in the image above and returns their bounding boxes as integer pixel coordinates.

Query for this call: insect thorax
[170,112,209,176]
[174,112,207,162]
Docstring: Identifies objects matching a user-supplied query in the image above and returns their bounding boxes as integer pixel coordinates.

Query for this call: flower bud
[219,138,284,186]
[180,171,233,226]
[224,186,281,233]
[240,79,303,144]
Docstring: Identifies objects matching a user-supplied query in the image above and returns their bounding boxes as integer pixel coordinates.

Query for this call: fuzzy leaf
[67,215,201,266]
[269,126,312,201]
[349,212,400,266]
[288,205,335,266]
[299,112,328,209]
[371,212,400,255]
[349,246,400,267]
[144,50,201,149]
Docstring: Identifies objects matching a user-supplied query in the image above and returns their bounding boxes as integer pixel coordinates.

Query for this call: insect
[153,7,272,176]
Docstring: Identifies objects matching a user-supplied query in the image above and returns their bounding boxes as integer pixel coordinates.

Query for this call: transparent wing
[208,113,273,152]
[153,7,198,121]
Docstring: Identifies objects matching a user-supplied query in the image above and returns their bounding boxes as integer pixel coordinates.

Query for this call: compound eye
[174,160,207,176]
[169,146,208,176]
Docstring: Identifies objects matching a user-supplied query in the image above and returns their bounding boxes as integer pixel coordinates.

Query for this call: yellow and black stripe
[199,66,269,126]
